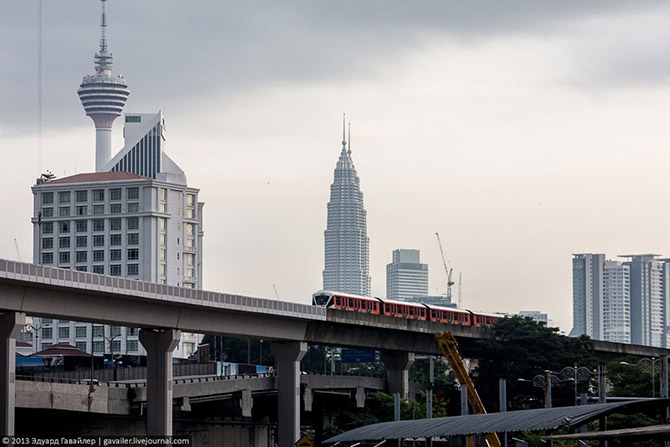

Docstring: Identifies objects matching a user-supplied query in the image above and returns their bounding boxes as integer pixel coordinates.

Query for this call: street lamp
[620,356,667,399]
[518,366,594,408]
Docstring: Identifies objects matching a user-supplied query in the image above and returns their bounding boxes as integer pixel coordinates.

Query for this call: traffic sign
[295,435,314,447]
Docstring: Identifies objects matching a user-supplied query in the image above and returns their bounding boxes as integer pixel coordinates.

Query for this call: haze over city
[3,1,670,333]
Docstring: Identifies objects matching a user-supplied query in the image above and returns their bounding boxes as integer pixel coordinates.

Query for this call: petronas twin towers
[323,118,371,297]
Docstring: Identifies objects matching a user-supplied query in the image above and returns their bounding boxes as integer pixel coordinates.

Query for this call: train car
[312,290,381,315]
[425,303,471,325]
[378,297,428,321]
[468,311,504,328]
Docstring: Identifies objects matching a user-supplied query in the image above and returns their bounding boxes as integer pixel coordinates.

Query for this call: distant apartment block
[570,253,670,347]
[518,310,549,326]
[386,249,429,301]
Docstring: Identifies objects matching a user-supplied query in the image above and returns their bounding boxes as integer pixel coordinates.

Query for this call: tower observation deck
[77,0,129,172]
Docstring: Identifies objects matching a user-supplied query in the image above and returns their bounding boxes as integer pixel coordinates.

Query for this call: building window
[127,340,138,352]
[93,204,104,215]
[127,233,139,245]
[76,206,87,216]
[185,238,193,248]
[186,223,194,236]
[76,221,87,233]
[42,238,53,249]
[110,264,122,276]
[92,326,104,338]
[41,342,52,351]
[111,326,122,337]
[41,318,52,324]
[159,203,167,213]
[127,248,139,260]
[75,266,87,272]
[110,204,122,214]
[111,340,121,352]
[93,219,105,231]
[187,194,194,206]
[59,252,70,264]
[160,218,166,231]
[75,342,87,352]
[110,249,121,261]
[127,217,139,230]
[159,264,166,276]
[42,252,53,264]
[75,191,87,202]
[92,265,104,274]
[110,234,122,246]
[184,282,194,289]
[127,264,139,275]
[93,250,104,262]
[127,187,139,200]
[92,189,104,201]
[126,115,141,123]
[128,327,139,336]
[41,327,53,339]
[92,341,104,353]
[186,208,194,218]
[59,221,70,233]
[110,218,122,231]
[93,235,105,247]
[58,327,70,339]
[59,237,70,248]
[185,253,194,266]
[110,188,122,201]
[160,249,166,261]
[159,234,166,246]
[42,192,54,204]
[160,188,166,201]
[58,191,70,204]
[43,222,53,234]
[76,251,87,263]
[127,203,139,213]
[74,326,87,338]
[42,207,53,217]
[59,206,70,217]
[76,236,87,247]
[186,268,193,278]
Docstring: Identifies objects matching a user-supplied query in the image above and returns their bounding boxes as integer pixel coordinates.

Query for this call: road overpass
[1,258,669,442]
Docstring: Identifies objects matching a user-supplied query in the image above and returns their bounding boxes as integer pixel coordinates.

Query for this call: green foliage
[471,316,597,410]
[409,357,455,388]
[606,356,656,398]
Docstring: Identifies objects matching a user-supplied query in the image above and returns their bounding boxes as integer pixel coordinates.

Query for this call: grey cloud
[0,0,666,135]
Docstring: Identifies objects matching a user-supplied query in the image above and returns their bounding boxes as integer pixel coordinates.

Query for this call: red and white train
[312,290,503,328]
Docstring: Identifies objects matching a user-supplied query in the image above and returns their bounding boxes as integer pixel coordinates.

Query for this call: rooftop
[38,172,151,185]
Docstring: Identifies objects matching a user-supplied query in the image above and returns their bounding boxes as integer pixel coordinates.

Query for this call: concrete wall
[15,381,130,414]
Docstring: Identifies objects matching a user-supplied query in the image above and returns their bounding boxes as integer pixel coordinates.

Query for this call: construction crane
[14,238,21,262]
[435,232,455,305]
[435,331,501,447]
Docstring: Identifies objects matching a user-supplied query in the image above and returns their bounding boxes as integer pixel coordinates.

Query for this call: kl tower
[77,0,129,172]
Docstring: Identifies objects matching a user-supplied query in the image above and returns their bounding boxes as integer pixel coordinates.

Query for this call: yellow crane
[435,331,501,447]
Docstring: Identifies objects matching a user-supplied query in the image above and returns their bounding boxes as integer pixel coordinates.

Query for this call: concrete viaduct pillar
[0,312,25,436]
[139,328,180,436]
[271,341,307,447]
[382,351,415,400]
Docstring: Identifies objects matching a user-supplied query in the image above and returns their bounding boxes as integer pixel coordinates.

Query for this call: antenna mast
[458,271,462,308]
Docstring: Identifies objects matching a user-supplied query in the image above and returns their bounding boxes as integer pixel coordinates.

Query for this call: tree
[471,316,597,411]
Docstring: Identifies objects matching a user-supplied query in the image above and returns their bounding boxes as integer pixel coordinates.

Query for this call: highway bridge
[1,258,668,444]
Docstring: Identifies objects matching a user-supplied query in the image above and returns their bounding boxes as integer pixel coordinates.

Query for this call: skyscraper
[621,254,665,347]
[77,0,129,172]
[323,119,371,296]
[386,249,428,301]
[602,260,630,344]
[570,253,605,339]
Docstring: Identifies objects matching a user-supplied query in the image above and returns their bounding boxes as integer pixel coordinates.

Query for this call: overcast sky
[2,1,670,332]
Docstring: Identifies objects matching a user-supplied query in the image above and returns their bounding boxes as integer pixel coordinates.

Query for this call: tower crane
[435,232,455,305]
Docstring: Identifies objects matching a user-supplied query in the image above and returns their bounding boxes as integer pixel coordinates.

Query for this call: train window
[348,298,354,308]
[334,297,340,306]
[486,317,491,325]
[385,304,390,313]
[431,310,436,319]
[409,307,414,316]
[420,309,425,317]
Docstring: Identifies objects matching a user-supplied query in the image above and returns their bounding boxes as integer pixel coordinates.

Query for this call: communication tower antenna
[272,284,280,300]
[37,0,43,176]
[14,239,21,262]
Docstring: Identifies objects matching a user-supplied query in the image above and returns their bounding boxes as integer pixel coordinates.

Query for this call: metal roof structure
[325,400,669,443]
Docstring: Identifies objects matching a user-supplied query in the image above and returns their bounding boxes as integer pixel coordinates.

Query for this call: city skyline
[4,1,670,332]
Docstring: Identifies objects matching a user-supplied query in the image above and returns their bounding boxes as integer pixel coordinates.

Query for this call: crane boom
[435,331,501,447]
[435,233,455,302]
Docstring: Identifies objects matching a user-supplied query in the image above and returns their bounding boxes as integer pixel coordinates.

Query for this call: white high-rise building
[323,119,371,296]
[518,310,549,326]
[29,2,204,360]
[570,253,605,339]
[621,254,665,347]
[386,249,428,301]
[602,260,631,344]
